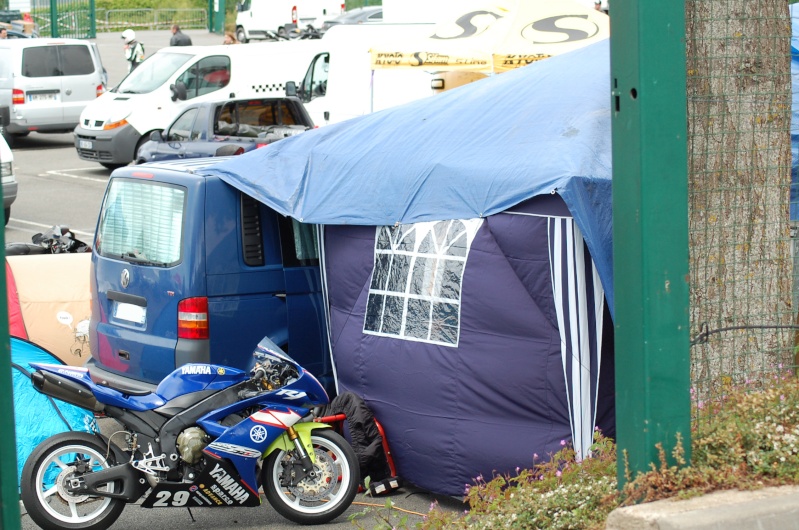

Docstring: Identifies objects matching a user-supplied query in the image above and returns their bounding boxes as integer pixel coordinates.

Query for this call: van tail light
[96,84,105,97]
[12,89,24,105]
[178,297,209,340]
[291,5,297,24]
[340,3,345,13]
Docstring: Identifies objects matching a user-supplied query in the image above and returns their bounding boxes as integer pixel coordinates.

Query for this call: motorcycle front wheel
[20,432,126,530]
[263,429,359,525]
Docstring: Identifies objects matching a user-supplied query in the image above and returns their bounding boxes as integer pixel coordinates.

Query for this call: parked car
[320,6,382,33]
[74,40,321,168]
[5,29,38,38]
[0,107,17,224]
[0,125,18,225]
[0,38,106,146]
[136,95,314,163]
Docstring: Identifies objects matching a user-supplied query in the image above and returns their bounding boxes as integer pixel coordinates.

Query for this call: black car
[5,28,38,38]
[137,96,314,163]
[320,6,382,33]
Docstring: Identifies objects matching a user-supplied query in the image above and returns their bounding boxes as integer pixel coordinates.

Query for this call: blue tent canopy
[12,337,92,487]
[201,38,614,312]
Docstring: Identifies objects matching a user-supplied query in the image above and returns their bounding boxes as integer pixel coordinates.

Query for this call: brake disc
[286,448,337,501]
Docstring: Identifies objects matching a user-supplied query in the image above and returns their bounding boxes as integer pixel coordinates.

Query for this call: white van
[235,0,344,42]
[74,40,324,169]
[0,126,18,225]
[0,38,106,146]
[297,23,436,126]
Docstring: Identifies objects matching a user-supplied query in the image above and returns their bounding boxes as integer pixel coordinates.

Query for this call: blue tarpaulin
[201,38,614,314]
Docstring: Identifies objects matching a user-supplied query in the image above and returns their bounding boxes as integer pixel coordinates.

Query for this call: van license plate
[28,93,58,102]
[113,302,145,324]
[79,140,92,149]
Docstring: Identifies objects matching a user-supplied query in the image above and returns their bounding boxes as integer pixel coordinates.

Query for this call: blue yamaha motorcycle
[20,337,359,530]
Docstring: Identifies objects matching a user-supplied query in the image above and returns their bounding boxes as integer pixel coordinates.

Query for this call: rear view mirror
[0,106,9,127]
[285,81,297,97]
[150,130,163,142]
[169,81,188,102]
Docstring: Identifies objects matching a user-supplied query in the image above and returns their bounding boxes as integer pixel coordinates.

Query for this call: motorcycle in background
[20,337,359,530]
[5,225,91,255]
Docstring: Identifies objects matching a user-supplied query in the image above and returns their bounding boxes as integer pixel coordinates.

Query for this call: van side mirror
[150,130,163,142]
[285,81,297,97]
[0,106,9,127]
[170,81,188,102]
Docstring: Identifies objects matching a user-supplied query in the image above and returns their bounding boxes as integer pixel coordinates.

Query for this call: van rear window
[22,45,94,77]
[96,179,185,266]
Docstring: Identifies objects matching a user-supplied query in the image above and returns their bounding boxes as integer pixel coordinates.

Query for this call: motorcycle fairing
[202,404,310,491]
[140,453,261,508]
[155,364,249,401]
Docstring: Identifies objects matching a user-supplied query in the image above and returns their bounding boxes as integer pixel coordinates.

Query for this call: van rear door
[17,44,65,126]
[91,173,206,385]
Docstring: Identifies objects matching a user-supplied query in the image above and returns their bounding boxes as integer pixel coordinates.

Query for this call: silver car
[0,38,106,146]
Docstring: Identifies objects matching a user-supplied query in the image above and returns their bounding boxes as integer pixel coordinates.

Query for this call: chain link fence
[686,0,796,416]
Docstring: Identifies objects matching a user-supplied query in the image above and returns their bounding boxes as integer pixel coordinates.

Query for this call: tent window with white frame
[364,219,482,346]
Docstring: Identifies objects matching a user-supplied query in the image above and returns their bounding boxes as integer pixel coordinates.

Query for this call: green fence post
[89,0,96,39]
[209,0,225,33]
[48,0,57,37]
[610,0,691,486]
[0,211,20,529]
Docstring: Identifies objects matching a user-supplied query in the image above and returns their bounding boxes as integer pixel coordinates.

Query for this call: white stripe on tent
[317,225,340,395]
[548,217,605,461]
[549,219,573,452]
[592,262,604,440]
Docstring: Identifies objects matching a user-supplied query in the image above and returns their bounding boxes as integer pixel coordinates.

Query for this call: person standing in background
[121,29,145,72]
[170,24,192,46]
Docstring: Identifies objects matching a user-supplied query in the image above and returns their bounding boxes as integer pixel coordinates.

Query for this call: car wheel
[4,207,10,226]
[134,134,154,163]
[236,27,248,43]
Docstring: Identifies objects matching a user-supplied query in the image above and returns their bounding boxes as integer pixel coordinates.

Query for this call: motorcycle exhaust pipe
[31,370,105,413]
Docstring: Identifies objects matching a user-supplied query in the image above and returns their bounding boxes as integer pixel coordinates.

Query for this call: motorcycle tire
[263,428,359,525]
[21,431,126,530]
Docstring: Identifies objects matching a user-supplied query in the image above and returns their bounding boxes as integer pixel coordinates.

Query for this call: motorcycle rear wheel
[263,429,359,525]
[21,432,126,530]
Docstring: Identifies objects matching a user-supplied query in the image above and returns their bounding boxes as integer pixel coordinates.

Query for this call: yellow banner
[370,50,551,73]
[371,50,493,71]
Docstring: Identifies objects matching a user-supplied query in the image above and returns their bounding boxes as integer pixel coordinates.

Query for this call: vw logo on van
[121,269,130,289]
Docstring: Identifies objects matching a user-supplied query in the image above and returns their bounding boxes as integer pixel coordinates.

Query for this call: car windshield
[114,52,192,94]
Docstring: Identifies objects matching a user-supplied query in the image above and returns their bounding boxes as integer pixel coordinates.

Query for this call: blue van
[87,157,332,393]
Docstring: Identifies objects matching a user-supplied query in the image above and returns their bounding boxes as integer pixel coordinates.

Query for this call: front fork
[287,425,317,483]
[265,422,330,487]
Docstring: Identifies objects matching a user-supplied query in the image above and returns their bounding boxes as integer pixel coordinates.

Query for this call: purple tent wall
[323,195,614,495]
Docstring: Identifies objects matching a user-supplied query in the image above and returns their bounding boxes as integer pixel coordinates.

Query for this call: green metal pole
[0,198,20,529]
[89,0,96,39]
[49,0,57,37]
[610,0,691,486]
